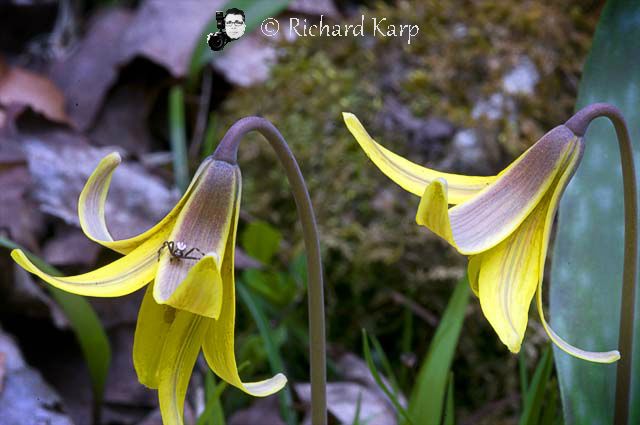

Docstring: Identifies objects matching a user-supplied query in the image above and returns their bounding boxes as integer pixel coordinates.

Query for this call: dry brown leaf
[119,0,225,77]
[295,353,403,425]
[212,32,277,87]
[88,81,160,155]
[49,8,134,131]
[288,0,341,18]
[0,327,73,425]
[0,135,42,250]
[228,396,285,425]
[20,129,179,239]
[42,225,101,266]
[0,59,69,125]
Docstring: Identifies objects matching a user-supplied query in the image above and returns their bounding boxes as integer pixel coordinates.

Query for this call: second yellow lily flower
[344,112,619,363]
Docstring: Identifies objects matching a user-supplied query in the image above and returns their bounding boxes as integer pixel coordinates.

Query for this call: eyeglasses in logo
[207,8,246,51]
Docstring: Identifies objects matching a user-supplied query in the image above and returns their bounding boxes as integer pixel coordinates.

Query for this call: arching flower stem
[213,117,327,425]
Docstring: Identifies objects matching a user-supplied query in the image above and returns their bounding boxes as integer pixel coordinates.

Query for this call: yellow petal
[467,255,480,297]
[415,178,454,243]
[202,183,287,396]
[416,126,579,255]
[158,311,207,425]
[475,195,547,353]
[11,227,168,297]
[155,160,238,318]
[133,283,174,388]
[535,140,620,363]
[157,254,224,319]
[78,153,214,254]
[342,112,495,204]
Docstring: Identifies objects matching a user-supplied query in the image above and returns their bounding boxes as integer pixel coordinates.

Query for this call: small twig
[189,66,213,160]
[389,290,438,327]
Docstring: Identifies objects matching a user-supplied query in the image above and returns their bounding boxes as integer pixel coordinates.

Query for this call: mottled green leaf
[549,0,640,423]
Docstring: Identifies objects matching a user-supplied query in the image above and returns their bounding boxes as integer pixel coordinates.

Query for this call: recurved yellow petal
[342,112,495,204]
[475,194,547,353]
[154,160,237,317]
[416,178,454,244]
[202,187,287,396]
[11,226,168,296]
[415,126,578,255]
[535,140,620,363]
[156,254,223,318]
[467,255,480,297]
[158,310,207,425]
[133,284,174,388]
[78,153,214,255]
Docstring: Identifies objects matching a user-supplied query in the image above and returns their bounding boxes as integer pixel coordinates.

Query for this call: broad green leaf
[519,346,553,425]
[442,372,455,425]
[189,0,292,80]
[549,0,640,423]
[237,281,295,425]
[407,277,470,425]
[241,220,282,265]
[0,237,110,420]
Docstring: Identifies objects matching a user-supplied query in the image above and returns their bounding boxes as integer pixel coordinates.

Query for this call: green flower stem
[566,103,638,425]
[213,117,327,425]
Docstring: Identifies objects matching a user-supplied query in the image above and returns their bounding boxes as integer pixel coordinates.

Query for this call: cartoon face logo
[207,8,246,51]
[224,9,246,40]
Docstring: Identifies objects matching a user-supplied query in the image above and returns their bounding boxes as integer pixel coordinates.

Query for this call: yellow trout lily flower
[343,112,619,363]
[11,153,287,423]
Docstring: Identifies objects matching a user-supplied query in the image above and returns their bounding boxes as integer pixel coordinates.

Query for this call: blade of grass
[519,345,554,425]
[362,329,413,425]
[368,332,401,396]
[407,277,470,425]
[201,112,219,159]
[400,306,413,388]
[237,281,295,425]
[539,378,559,425]
[188,0,292,81]
[351,390,363,425]
[0,237,110,424]
[197,370,228,425]
[519,348,529,397]
[442,372,455,425]
[169,85,189,193]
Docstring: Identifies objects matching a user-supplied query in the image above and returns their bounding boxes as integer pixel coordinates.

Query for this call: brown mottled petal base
[417,126,579,255]
[154,160,241,318]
